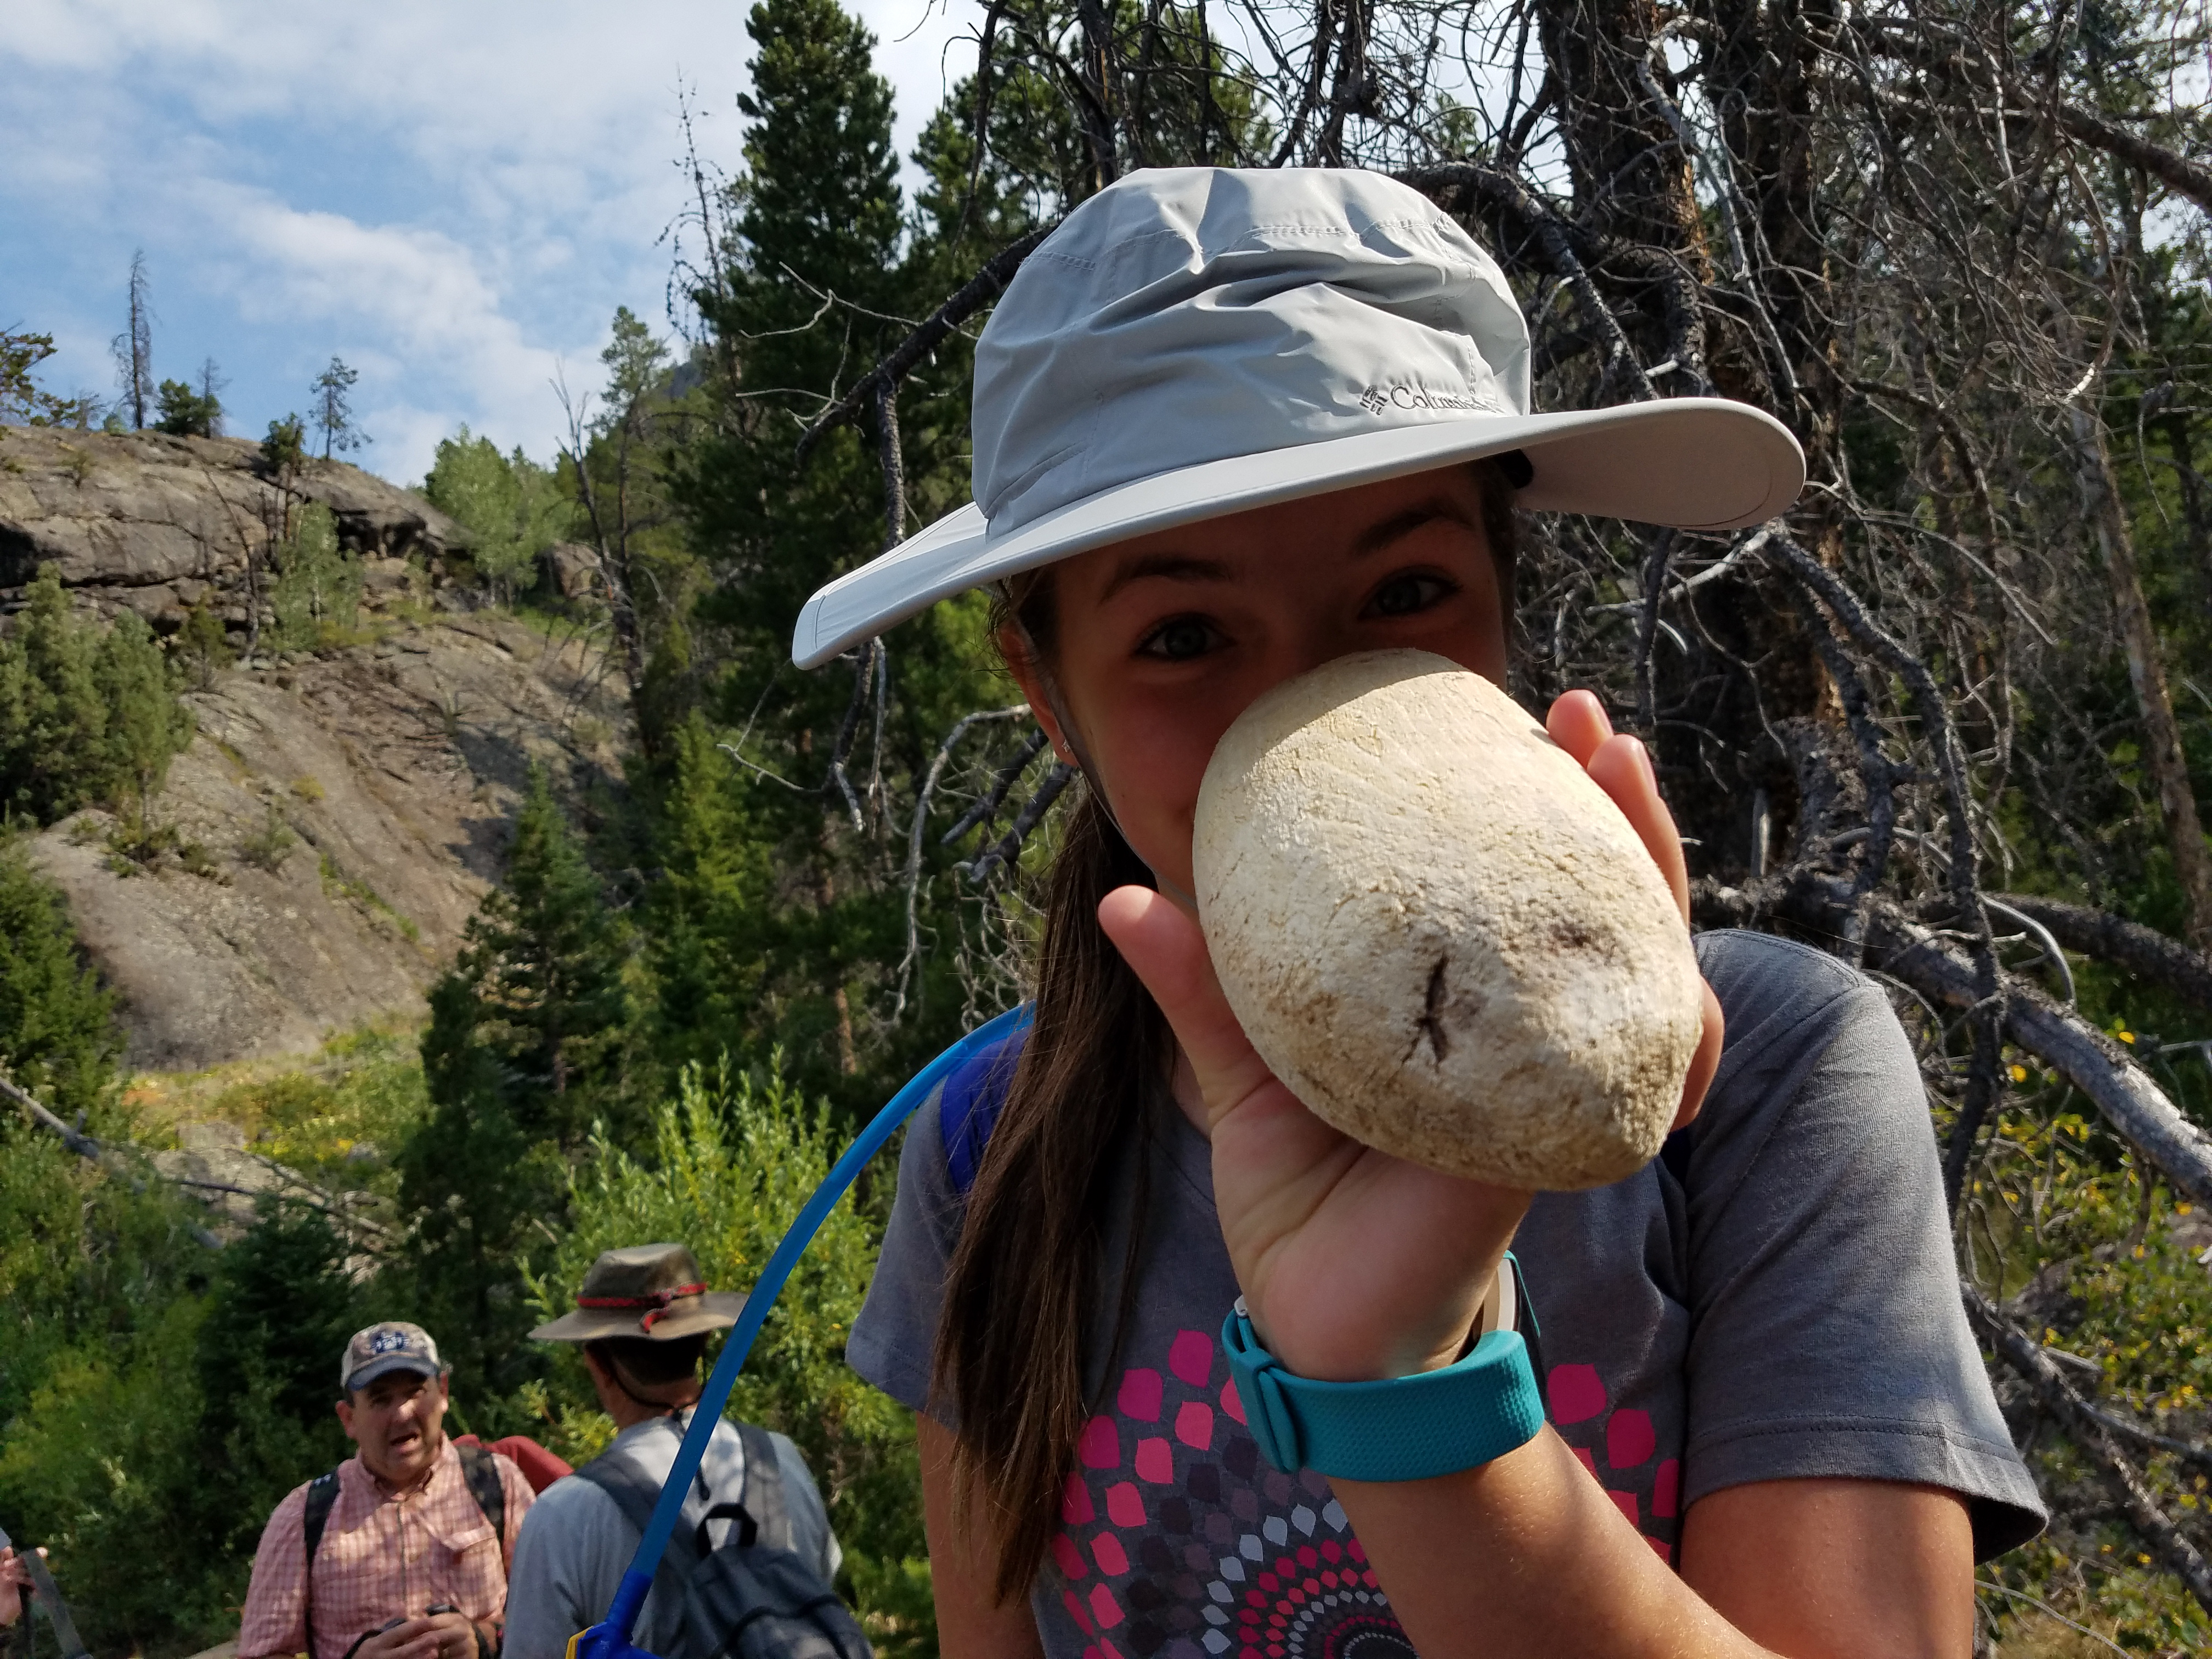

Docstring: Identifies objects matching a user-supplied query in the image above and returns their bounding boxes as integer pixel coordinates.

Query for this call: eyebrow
[1099,551,1235,602]
[1098,499,1480,601]
[1351,498,1482,556]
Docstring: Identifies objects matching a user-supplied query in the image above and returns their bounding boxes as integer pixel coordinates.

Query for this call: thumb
[1096,887,1273,1125]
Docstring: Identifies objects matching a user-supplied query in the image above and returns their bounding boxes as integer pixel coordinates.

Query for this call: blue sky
[1,0,984,485]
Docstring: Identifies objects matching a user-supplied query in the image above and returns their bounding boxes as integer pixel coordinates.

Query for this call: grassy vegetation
[124,1020,431,1201]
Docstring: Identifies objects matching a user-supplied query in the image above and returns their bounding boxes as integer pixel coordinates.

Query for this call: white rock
[1193,648,1703,1189]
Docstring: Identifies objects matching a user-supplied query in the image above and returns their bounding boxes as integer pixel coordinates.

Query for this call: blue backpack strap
[939,1018,1030,1195]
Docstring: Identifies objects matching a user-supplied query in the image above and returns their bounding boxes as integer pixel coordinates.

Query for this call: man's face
[336,1369,450,1487]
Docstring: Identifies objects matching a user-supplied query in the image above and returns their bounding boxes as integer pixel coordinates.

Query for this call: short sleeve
[236,1483,311,1659]
[500,1480,634,1659]
[1681,932,2046,1560]
[846,1080,967,1419]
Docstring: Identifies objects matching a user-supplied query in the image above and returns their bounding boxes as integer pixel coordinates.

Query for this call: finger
[1673,980,1724,1132]
[1544,689,1613,766]
[1584,732,1690,921]
[1097,886,1276,1122]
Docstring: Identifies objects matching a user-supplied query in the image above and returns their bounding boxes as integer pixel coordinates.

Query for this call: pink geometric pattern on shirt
[1048,1326,1410,1658]
[1045,1330,1687,1655]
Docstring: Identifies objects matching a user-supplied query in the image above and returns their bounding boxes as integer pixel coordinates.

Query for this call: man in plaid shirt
[239,1323,535,1659]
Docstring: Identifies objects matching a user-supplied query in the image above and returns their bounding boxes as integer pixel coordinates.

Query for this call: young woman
[805,168,2043,1657]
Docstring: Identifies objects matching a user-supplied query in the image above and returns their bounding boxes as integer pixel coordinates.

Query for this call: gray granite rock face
[0,425,470,634]
[27,612,630,1071]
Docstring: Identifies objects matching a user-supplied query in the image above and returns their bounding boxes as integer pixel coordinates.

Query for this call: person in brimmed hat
[501,1245,841,1659]
[238,1322,534,1659]
[826,166,2044,1654]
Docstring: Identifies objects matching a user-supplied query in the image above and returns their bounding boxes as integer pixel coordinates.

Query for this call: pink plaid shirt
[238,1440,535,1659]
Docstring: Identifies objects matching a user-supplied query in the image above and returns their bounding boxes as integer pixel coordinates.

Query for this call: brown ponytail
[930,460,1519,1602]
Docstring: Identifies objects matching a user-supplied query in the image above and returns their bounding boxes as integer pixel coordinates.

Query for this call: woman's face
[1003,465,1510,905]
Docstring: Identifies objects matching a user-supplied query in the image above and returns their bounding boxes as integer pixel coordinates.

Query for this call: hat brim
[792,397,1803,669]
[344,1355,442,1394]
[528,1291,748,1345]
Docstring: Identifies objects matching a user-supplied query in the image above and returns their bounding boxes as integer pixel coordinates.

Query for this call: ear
[996,624,1080,769]
[335,1396,357,1438]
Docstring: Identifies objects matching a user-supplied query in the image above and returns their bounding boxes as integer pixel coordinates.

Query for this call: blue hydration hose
[565,1003,1032,1659]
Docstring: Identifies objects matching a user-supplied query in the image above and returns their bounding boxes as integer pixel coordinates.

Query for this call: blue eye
[1364,572,1455,619]
[1139,617,1219,661]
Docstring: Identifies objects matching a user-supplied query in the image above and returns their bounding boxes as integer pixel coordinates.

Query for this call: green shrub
[0,839,122,1122]
[0,565,193,827]
[270,503,362,650]
[528,1057,932,1646]
[422,428,574,602]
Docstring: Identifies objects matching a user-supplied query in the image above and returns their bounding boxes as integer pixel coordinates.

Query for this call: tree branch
[1,1069,100,1158]
[1993,894,2212,1017]
[2058,103,2212,217]
[795,226,1053,465]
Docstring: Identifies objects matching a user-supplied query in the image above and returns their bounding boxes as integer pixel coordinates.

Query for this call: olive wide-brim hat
[529,1243,747,1345]
[791,166,1805,670]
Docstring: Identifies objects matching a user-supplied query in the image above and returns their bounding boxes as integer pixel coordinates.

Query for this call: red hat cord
[576,1282,709,1333]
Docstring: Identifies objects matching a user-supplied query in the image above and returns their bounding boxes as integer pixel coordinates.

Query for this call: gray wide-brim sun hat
[792,166,1804,670]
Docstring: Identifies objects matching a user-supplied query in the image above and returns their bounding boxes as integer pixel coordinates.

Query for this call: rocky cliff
[0,424,470,634]
[1,425,632,1071]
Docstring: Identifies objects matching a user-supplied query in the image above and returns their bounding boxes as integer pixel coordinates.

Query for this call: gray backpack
[575,1422,870,1659]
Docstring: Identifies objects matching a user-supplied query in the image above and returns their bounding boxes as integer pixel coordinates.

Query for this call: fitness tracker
[1220,1260,1546,1482]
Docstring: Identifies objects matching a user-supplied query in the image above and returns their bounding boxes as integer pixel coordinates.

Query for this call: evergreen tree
[0,567,193,828]
[261,415,306,480]
[310,357,366,459]
[429,768,631,1126]
[95,610,194,836]
[0,566,110,822]
[397,769,630,1406]
[153,377,222,438]
[196,1200,361,1446]
[0,840,122,1123]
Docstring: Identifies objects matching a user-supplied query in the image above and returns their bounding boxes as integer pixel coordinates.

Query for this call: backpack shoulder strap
[455,1443,509,1563]
[940,1024,1028,1195]
[733,1424,791,1553]
[301,1468,342,1659]
[302,1470,342,1564]
[573,1452,669,1541]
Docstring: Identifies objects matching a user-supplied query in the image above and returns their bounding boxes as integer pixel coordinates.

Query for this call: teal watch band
[1220,1291,1546,1482]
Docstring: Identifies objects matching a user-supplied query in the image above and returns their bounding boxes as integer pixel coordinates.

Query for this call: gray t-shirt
[501,1410,841,1659]
[849,930,2044,1657]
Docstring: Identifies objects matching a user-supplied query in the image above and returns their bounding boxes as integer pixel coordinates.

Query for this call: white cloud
[0,0,994,481]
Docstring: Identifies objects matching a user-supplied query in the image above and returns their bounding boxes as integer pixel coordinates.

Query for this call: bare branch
[795,227,1053,465]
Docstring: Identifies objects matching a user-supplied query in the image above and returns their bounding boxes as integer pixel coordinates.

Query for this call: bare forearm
[1332,1429,1765,1659]
[1337,1446,1975,1659]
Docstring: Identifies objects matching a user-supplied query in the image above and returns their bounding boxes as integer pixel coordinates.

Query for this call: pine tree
[309,357,366,460]
[426,768,631,1130]
[0,566,109,822]
[0,839,122,1124]
[95,610,194,837]
[153,377,222,438]
[398,769,630,1406]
